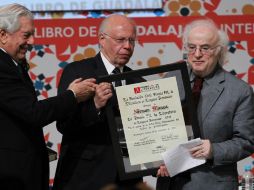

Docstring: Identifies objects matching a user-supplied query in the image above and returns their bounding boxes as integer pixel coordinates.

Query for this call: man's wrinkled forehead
[188,26,219,45]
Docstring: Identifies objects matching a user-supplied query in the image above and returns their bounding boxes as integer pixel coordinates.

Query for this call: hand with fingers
[157,164,170,177]
[94,82,113,109]
[190,139,212,159]
[68,78,96,103]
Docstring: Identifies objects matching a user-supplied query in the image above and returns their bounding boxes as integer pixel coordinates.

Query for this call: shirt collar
[100,52,123,74]
[189,70,196,83]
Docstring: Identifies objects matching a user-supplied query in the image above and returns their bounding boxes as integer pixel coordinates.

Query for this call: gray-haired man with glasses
[53,14,144,190]
[157,18,254,190]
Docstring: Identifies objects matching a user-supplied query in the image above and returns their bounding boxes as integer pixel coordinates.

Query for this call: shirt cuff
[69,89,76,98]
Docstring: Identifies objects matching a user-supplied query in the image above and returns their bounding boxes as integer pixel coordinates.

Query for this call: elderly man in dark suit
[53,14,144,190]
[156,18,254,190]
[0,3,96,190]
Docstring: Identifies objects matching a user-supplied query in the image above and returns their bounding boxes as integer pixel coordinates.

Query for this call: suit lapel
[200,68,225,123]
[93,53,117,107]
[94,53,108,78]
[16,64,35,92]
[0,49,35,91]
[18,66,35,89]
[0,49,20,76]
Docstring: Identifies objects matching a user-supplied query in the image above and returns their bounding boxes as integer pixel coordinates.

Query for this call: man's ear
[99,33,104,39]
[0,29,8,44]
[98,33,105,48]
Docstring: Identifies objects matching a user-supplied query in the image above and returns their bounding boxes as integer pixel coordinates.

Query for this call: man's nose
[122,39,133,49]
[194,47,203,57]
[27,35,34,45]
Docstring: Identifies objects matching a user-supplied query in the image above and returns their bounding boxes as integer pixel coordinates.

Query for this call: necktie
[182,77,203,138]
[18,59,30,73]
[192,77,204,109]
[112,67,122,87]
[191,77,204,138]
[112,67,127,156]
[17,60,33,86]
[17,63,30,81]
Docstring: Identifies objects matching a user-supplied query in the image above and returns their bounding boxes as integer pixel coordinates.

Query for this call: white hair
[182,18,229,66]
[0,3,33,33]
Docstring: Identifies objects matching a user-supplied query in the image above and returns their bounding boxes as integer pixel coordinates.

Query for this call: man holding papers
[157,18,254,190]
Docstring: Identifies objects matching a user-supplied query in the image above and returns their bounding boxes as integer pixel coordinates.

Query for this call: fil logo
[134,84,160,94]
[134,87,141,94]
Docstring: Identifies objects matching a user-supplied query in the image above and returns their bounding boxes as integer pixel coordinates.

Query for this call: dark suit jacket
[157,65,254,190]
[0,49,78,190]
[53,53,144,190]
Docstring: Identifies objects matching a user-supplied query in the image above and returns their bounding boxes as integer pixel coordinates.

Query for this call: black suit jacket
[0,49,78,190]
[53,53,145,190]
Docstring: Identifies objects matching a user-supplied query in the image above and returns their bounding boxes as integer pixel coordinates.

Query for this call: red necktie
[183,77,203,128]
[192,77,204,109]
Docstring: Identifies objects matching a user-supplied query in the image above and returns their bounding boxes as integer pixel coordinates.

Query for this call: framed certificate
[97,60,200,180]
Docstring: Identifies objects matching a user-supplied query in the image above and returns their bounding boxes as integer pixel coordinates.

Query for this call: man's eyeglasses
[185,44,221,55]
[102,33,136,46]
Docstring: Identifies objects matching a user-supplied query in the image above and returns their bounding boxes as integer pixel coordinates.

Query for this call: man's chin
[192,65,205,71]
[118,58,130,65]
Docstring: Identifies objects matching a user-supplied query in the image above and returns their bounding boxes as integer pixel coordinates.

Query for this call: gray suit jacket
[158,65,254,190]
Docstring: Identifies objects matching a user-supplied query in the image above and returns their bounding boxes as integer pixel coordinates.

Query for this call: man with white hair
[157,18,254,190]
[53,14,144,190]
[0,3,96,190]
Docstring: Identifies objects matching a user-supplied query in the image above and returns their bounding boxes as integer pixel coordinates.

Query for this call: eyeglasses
[185,44,221,55]
[102,33,136,46]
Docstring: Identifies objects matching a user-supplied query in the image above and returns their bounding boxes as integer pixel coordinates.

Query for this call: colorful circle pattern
[165,0,202,16]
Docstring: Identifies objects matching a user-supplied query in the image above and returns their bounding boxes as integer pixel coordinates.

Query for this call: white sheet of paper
[161,138,206,177]
[116,77,188,165]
